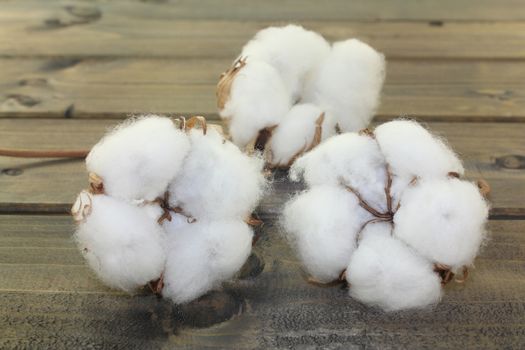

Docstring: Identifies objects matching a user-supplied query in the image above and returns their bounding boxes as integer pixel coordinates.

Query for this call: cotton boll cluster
[283,119,490,311]
[73,115,266,304]
[217,25,385,167]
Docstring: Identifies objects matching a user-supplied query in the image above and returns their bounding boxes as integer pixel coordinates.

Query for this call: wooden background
[1,1,524,348]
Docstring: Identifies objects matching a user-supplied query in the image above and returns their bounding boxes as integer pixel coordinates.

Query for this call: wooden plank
[1,0,525,24]
[2,9,525,60]
[1,59,525,121]
[0,119,524,216]
[0,216,523,348]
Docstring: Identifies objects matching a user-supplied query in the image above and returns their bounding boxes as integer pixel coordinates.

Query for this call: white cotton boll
[86,115,190,201]
[302,39,385,132]
[74,195,166,292]
[220,60,292,148]
[347,224,442,311]
[290,133,388,211]
[168,128,265,221]
[393,178,489,269]
[374,120,464,179]
[283,185,372,282]
[162,220,253,304]
[267,103,325,167]
[241,24,330,100]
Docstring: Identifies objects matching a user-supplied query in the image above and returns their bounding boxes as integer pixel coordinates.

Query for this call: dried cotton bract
[283,119,490,311]
[72,115,266,303]
[217,25,385,168]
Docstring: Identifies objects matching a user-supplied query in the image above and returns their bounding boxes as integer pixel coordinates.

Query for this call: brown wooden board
[2,11,525,60]
[0,215,523,348]
[1,59,525,121]
[1,119,523,217]
[1,0,525,24]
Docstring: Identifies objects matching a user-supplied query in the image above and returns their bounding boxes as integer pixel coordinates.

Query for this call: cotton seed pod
[74,194,166,292]
[162,220,253,304]
[219,60,293,148]
[217,26,385,169]
[240,24,331,100]
[282,119,490,311]
[168,127,266,221]
[86,115,190,201]
[394,178,489,269]
[346,223,443,311]
[283,185,372,283]
[302,39,386,133]
[374,119,464,179]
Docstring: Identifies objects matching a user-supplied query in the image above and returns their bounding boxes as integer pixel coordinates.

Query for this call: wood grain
[1,0,525,24]
[1,119,523,216]
[2,59,525,121]
[0,215,523,348]
[2,9,525,60]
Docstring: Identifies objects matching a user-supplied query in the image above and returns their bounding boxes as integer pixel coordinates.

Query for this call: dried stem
[0,148,89,158]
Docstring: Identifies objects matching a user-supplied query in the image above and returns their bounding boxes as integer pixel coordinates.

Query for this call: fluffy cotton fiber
[283,186,372,282]
[394,178,489,269]
[75,194,166,292]
[74,115,265,303]
[240,24,331,100]
[162,220,253,303]
[303,39,386,133]
[218,26,386,167]
[346,222,442,311]
[168,128,266,221]
[86,115,190,201]
[283,119,489,311]
[220,60,292,148]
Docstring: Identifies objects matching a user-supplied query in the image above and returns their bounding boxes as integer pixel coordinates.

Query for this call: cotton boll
[347,224,442,311]
[220,60,292,148]
[267,103,326,167]
[290,133,389,211]
[74,195,166,292]
[168,128,266,221]
[86,115,190,201]
[241,24,330,100]
[162,220,253,304]
[303,39,385,132]
[393,178,489,269]
[374,120,464,179]
[283,185,372,282]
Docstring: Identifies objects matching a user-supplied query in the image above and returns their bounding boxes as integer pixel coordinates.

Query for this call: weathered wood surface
[1,119,524,217]
[1,0,525,348]
[2,59,525,120]
[0,215,524,349]
[1,0,525,23]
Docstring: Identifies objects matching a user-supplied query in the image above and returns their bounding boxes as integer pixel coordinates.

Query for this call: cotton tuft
[346,223,442,311]
[283,186,371,282]
[394,178,489,269]
[86,115,190,201]
[74,195,166,292]
[220,60,292,148]
[302,39,386,133]
[240,24,331,100]
[162,220,253,304]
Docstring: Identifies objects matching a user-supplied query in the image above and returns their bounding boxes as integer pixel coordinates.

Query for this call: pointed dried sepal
[216,57,247,109]
[71,190,93,223]
[185,116,207,135]
[477,178,491,198]
[88,172,104,194]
